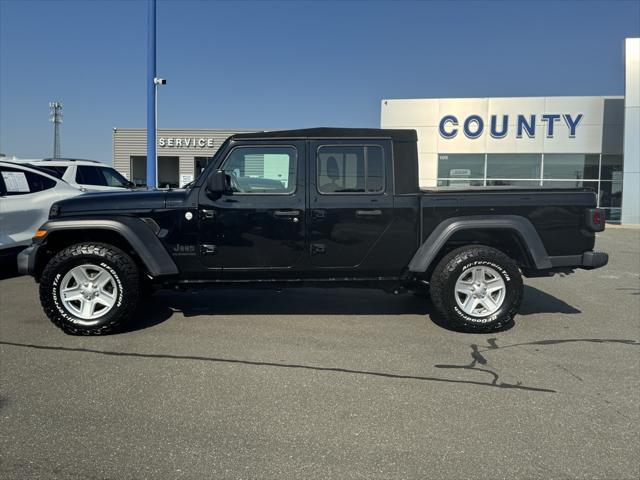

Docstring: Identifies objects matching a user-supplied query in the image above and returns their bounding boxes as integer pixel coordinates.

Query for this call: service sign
[158,138,215,148]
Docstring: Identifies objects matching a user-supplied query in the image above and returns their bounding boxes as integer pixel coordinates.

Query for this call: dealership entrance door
[129,156,180,188]
[194,156,213,180]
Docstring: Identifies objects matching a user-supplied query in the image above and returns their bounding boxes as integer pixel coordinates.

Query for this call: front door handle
[274,210,300,217]
[200,209,215,220]
[356,209,382,217]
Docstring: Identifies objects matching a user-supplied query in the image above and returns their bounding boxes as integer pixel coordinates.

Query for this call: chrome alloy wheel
[60,264,118,321]
[454,266,506,317]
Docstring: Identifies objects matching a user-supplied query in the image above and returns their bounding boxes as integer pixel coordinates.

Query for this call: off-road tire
[39,243,140,335]
[430,245,523,332]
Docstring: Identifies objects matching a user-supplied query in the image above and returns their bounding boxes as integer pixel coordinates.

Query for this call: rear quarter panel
[420,189,597,256]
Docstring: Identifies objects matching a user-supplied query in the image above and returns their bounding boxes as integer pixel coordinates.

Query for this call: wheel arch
[409,215,552,275]
[32,217,178,280]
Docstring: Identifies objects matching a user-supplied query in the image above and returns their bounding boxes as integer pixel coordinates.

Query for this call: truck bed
[418,188,598,257]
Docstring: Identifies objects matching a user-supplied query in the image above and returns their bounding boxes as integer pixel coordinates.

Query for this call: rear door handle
[356,209,382,217]
[311,209,327,220]
[274,210,300,217]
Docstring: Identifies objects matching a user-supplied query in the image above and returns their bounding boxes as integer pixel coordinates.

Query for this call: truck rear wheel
[429,245,523,332]
[39,243,140,335]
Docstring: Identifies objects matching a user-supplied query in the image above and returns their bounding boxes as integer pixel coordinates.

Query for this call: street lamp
[146,0,163,189]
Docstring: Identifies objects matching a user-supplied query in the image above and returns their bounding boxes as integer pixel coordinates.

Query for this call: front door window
[221,146,297,194]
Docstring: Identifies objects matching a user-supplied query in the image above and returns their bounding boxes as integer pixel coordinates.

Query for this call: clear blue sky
[1,0,638,163]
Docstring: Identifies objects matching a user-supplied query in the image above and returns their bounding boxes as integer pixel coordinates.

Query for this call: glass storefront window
[543,154,599,179]
[437,154,485,179]
[130,156,147,187]
[157,156,180,189]
[435,153,624,221]
[486,154,541,179]
[437,179,484,187]
[603,208,621,222]
[486,180,541,187]
[194,157,213,179]
[542,180,598,191]
[601,155,623,181]
[599,181,623,208]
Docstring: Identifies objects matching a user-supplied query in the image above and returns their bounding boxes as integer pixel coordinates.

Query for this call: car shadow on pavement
[428,285,581,333]
[519,285,581,315]
[120,287,431,333]
[119,287,431,333]
[0,258,20,281]
[122,284,579,334]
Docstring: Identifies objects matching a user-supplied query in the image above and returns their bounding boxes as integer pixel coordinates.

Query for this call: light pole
[146,0,158,188]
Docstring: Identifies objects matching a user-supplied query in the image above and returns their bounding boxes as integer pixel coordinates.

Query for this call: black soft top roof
[231,127,417,142]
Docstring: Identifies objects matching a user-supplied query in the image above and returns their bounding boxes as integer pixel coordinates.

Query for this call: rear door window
[317,145,385,194]
[0,167,56,196]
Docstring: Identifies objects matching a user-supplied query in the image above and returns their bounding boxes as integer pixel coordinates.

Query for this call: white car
[0,161,83,257]
[24,158,134,192]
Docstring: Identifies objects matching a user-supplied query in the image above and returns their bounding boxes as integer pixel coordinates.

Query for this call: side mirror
[206,169,226,199]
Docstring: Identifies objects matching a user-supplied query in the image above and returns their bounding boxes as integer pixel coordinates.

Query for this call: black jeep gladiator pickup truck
[18,128,608,335]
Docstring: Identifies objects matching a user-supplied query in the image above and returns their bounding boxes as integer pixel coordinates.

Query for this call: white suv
[0,161,83,257]
[25,158,134,192]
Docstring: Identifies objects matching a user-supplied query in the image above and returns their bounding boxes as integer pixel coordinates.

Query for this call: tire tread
[430,245,522,332]
[39,243,139,335]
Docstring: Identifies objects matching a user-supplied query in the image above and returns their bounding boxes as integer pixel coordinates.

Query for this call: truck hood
[54,189,189,216]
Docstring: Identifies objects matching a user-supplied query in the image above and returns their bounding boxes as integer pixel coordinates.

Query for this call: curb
[605,223,640,230]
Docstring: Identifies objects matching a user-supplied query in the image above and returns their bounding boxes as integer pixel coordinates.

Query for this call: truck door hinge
[200,244,217,256]
[310,244,326,256]
[200,209,215,220]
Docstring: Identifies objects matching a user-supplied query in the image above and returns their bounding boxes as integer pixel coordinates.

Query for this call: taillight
[585,208,605,232]
[593,210,601,225]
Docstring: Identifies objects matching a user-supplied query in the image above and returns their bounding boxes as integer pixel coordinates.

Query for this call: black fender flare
[408,215,552,272]
[36,216,179,277]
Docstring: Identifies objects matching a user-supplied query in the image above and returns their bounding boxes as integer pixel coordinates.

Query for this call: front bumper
[549,251,609,270]
[17,244,39,276]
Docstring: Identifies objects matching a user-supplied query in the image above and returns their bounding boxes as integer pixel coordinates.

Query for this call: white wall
[381,96,618,187]
[622,38,640,225]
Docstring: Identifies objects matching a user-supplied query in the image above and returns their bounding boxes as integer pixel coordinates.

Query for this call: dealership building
[112,128,254,188]
[381,95,626,221]
[112,38,639,224]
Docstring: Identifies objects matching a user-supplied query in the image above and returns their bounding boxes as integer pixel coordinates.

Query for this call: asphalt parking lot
[1,228,639,480]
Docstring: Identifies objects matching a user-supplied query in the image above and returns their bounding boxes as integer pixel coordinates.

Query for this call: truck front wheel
[429,245,523,332]
[39,243,140,335]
